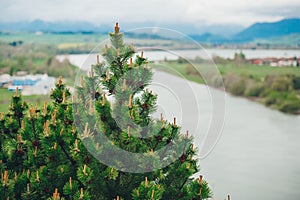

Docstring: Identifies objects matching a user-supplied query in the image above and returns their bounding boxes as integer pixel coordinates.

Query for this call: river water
[60,52,300,200]
[149,71,300,200]
[57,49,300,65]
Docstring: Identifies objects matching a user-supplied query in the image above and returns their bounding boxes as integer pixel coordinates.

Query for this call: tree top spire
[114,22,120,33]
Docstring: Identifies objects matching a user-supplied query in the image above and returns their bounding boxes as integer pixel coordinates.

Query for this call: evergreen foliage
[0,23,212,199]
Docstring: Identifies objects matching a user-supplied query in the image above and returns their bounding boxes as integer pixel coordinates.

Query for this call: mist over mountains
[0,19,243,36]
[0,18,300,44]
[190,18,300,44]
[235,18,300,41]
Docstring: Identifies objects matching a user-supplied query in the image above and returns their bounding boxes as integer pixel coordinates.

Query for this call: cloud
[183,0,300,25]
[0,0,299,26]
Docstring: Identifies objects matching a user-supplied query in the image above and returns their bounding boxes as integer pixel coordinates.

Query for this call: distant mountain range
[190,18,300,44]
[1,18,300,44]
[0,19,111,33]
[0,19,243,36]
[235,18,300,42]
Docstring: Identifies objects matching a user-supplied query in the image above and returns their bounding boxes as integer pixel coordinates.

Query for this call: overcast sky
[1,0,300,27]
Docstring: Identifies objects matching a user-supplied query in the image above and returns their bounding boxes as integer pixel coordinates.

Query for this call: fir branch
[30,119,37,143]
[59,142,76,166]
[178,177,188,191]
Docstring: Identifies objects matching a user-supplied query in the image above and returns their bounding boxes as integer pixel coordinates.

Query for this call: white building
[4,73,56,96]
[22,74,56,95]
[0,74,12,86]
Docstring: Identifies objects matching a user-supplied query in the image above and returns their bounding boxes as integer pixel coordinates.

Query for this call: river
[151,71,300,200]
[60,52,300,200]
[57,49,300,67]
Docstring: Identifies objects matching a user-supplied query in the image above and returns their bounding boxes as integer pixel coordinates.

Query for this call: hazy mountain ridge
[0,18,300,45]
[190,18,300,44]
[0,19,243,35]
[189,33,229,43]
[0,19,111,33]
[235,18,300,41]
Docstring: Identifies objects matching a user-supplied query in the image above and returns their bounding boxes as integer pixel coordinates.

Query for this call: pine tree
[0,22,212,199]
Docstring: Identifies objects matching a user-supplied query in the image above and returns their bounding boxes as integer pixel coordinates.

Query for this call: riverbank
[153,59,300,115]
[55,52,300,114]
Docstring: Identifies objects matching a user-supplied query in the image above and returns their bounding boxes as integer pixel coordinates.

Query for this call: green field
[0,32,106,45]
[0,88,49,113]
[154,60,300,82]
[0,32,203,54]
[218,63,300,79]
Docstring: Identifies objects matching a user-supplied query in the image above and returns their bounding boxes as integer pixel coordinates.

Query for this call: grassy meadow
[0,88,49,113]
